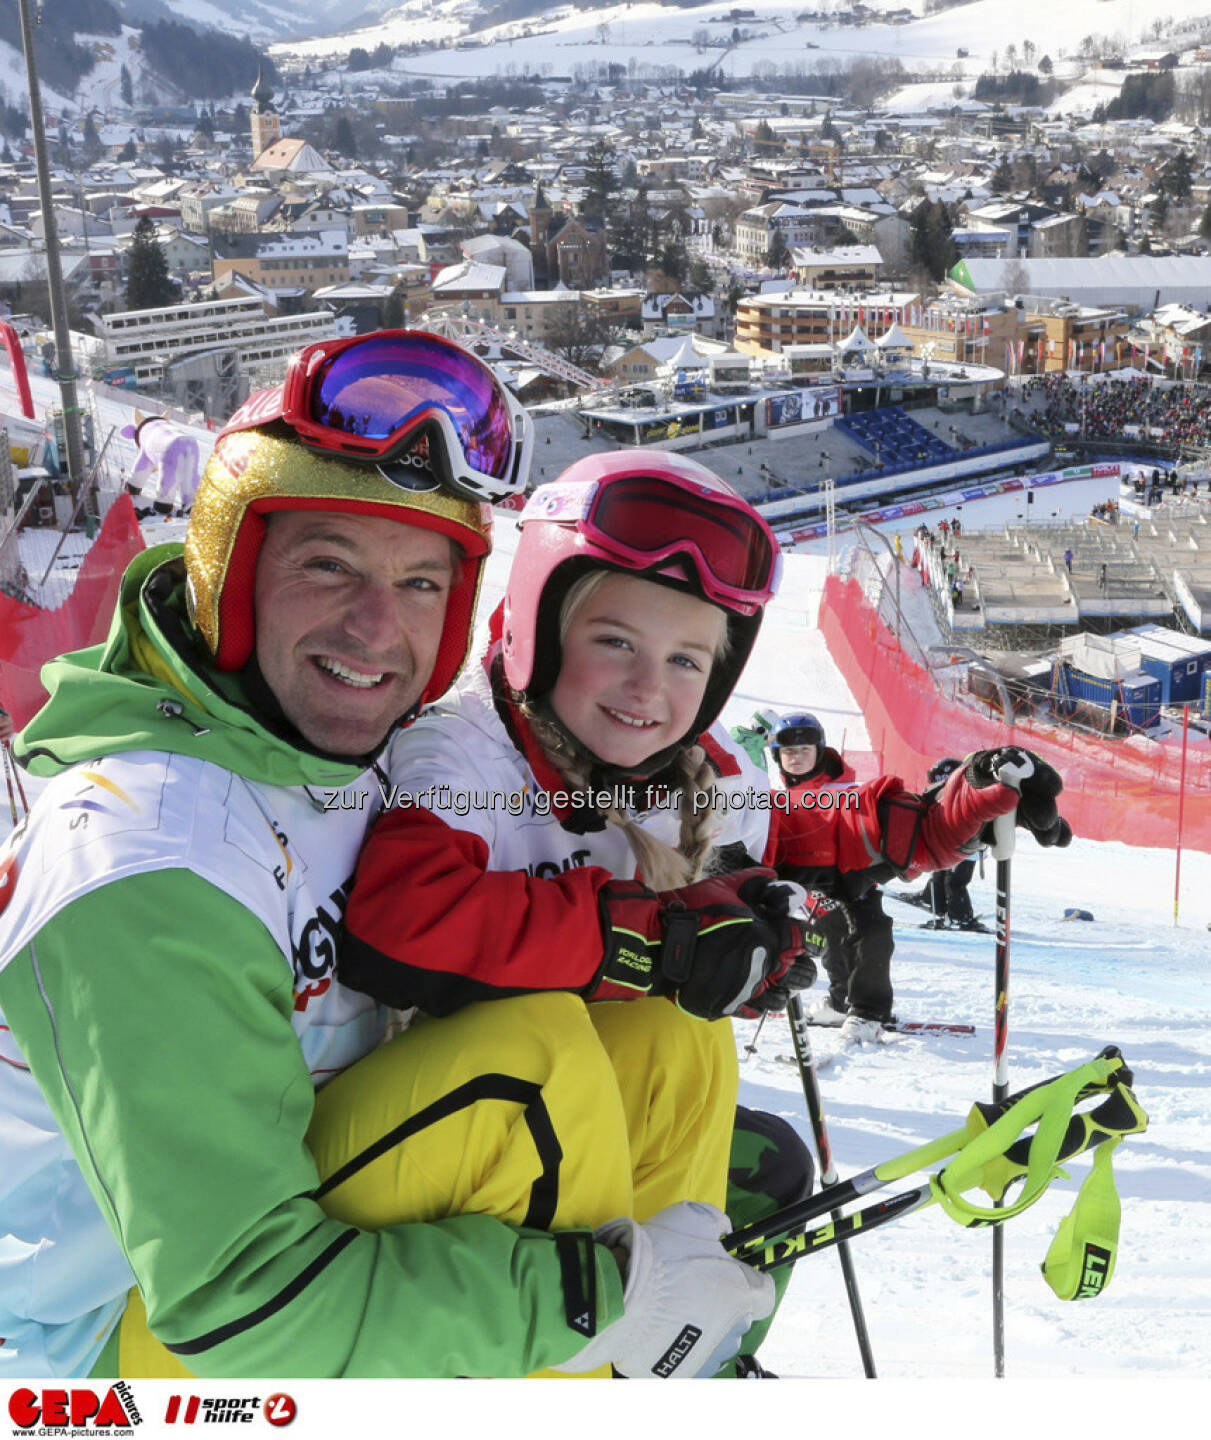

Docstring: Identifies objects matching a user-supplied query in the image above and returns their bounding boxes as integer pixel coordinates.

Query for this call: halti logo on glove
[651,1324,702,1377]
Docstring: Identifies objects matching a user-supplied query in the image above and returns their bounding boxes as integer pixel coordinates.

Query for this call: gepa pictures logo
[8,1382,140,1431]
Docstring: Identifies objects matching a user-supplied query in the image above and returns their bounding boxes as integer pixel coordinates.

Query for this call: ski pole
[726,1046,1139,1269]
[743,1010,770,1058]
[989,812,1016,1378]
[2,739,24,827]
[3,745,17,828]
[732,1074,1144,1273]
[786,994,877,1378]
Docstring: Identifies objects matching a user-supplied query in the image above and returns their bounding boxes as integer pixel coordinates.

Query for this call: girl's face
[550,573,725,769]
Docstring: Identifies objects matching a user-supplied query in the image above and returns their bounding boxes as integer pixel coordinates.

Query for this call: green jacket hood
[15,544,369,788]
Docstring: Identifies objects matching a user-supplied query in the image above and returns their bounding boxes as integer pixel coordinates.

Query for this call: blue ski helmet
[927,756,962,784]
[770,712,824,762]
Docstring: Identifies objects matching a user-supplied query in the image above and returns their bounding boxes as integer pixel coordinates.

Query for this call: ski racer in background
[906,757,987,932]
[334,450,1072,1369]
[0,333,772,1382]
[765,713,897,1043]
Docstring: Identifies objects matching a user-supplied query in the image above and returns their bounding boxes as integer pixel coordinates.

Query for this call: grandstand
[919,502,1211,641]
[835,405,955,470]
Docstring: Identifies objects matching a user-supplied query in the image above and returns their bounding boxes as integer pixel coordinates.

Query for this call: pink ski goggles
[521,473,782,616]
[220,330,532,504]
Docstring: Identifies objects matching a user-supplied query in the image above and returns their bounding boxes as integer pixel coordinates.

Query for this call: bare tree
[1002,258,1031,298]
[544,305,617,371]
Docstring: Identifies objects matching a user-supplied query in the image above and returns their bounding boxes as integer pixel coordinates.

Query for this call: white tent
[655,335,713,375]
[875,321,913,351]
[838,324,876,353]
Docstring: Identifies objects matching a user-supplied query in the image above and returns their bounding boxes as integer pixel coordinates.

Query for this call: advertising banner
[765,386,840,428]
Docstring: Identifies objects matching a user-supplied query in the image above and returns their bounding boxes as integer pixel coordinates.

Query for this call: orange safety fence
[819,571,1211,852]
[0,495,145,727]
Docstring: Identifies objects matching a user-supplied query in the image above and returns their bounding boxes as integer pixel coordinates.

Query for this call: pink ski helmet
[501,450,781,744]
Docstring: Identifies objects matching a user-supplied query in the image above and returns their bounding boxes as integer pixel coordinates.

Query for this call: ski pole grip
[989,810,1015,862]
[978,1046,1127,1125]
[1001,1085,1146,1170]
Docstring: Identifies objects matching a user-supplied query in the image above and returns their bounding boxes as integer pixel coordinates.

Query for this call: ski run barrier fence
[819,570,1211,852]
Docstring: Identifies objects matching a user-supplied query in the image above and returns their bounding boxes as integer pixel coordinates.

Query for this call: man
[0,332,775,1379]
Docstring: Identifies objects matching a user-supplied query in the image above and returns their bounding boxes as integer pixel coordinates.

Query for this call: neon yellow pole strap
[1041,1137,1123,1300]
[929,1054,1144,1226]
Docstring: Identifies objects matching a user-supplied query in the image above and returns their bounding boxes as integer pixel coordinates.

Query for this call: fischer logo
[164,1394,295,1427]
[8,1383,141,1431]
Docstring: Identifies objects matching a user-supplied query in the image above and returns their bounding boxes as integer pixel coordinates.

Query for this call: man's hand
[554,1202,774,1379]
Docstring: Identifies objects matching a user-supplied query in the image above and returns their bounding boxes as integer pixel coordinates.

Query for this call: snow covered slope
[271,0,1211,93]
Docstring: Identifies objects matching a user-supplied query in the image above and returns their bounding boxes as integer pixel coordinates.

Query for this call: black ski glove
[593,869,811,1021]
[965,747,1072,849]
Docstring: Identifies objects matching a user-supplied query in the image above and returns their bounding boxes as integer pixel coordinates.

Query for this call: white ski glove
[554,1201,774,1379]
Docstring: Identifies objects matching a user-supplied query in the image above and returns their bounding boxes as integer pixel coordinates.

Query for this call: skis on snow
[800,1017,976,1037]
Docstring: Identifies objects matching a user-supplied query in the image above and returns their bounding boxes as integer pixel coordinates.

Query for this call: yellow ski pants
[108,992,737,1377]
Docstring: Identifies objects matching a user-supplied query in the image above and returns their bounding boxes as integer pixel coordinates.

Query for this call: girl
[310,450,1058,1373]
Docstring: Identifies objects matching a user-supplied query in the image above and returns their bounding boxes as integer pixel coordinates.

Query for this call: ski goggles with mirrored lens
[521,474,781,615]
[220,330,533,504]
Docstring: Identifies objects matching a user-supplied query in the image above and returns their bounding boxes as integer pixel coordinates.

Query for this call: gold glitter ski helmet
[184,333,514,706]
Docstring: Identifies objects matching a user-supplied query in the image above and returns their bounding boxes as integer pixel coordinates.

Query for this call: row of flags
[904,305,992,334]
[998,336,1206,374]
[824,304,993,335]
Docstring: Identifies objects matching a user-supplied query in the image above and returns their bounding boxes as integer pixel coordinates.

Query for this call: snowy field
[270,0,1211,97]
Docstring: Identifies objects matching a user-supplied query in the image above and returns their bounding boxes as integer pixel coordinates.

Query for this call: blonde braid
[674,744,724,883]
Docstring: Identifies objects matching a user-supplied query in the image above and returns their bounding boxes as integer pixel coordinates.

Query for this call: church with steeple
[249,62,281,160]
[528,179,608,290]
[245,62,332,180]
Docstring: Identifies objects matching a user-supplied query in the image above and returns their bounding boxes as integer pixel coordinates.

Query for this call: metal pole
[991,839,1013,1377]
[1174,702,1190,925]
[16,0,88,502]
[786,994,877,1377]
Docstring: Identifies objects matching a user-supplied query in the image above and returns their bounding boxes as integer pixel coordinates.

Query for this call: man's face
[253,510,455,756]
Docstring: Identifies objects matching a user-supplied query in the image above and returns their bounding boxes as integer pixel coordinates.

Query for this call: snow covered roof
[251,138,333,175]
[959,255,1211,311]
[791,244,883,268]
[431,261,507,294]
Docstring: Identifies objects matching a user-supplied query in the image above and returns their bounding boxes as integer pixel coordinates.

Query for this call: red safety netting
[819,572,1211,852]
[0,495,145,727]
